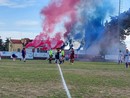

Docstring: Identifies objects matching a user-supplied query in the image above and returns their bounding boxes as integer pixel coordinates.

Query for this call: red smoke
[26,0,80,50]
[41,0,80,33]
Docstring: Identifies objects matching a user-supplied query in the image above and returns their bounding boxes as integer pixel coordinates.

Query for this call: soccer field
[0,59,130,98]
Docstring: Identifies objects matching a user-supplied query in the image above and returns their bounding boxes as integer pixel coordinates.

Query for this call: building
[9,38,32,52]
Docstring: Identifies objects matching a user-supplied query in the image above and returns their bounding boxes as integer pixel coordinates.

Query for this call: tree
[100,9,130,54]
[0,38,4,51]
[4,38,10,51]
[108,8,130,41]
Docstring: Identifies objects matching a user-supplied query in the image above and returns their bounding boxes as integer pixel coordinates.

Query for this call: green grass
[0,59,130,98]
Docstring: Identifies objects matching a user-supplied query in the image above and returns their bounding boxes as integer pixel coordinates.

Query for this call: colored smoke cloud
[72,0,114,54]
[26,0,80,50]
[26,0,115,54]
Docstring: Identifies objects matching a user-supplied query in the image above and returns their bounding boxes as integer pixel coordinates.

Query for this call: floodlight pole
[118,0,121,50]
[119,0,121,15]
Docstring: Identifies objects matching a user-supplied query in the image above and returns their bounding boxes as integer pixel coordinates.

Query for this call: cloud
[0,0,36,8]
[0,20,41,32]
[15,20,40,27]
[0,21,5,26]
[0,0,8,3]
[0,31,38,40]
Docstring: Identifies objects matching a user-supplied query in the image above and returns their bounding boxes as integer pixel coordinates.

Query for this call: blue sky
[0,0,130,49]
[0,0,50,39]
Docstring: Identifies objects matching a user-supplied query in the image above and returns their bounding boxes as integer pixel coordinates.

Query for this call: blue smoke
[71,0,114,50]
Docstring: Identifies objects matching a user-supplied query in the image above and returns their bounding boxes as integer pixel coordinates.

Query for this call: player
[22,48,26,62]
[55,48,61,64]
[70,48,75,64]
[12,53,17,61]
[61,49,65,63]
[0,51,2,60]
[124,49,130,68]
[48,48,53,63]
[118,50,123,64]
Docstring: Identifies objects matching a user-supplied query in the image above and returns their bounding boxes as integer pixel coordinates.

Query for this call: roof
[10,38,33,44]
[10,39,22,44]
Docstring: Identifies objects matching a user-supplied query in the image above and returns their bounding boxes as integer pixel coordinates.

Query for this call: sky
[0,0,130,49]
[0,0,51,39]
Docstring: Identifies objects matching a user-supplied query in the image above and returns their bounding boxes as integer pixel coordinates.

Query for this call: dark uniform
[55,49,61,64]
[70,48,74,64]
[22,48,26,62]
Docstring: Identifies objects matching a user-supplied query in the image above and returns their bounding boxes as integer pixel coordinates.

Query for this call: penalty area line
[57,64,72,98]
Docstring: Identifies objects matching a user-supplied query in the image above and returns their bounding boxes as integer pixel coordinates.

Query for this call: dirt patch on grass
[63,69,128,77]
[94,86,130,98]
[0,81,65,98]
[110,87,130,96]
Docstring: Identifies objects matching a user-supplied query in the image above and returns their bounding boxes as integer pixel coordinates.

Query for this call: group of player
[118,49,130,68]
[48,48,75,64]
[11,47,26,62]
[1,47,130,68]
[1,47,74,64]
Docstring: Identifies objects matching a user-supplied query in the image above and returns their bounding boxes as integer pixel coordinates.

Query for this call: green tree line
[0,38,9,51]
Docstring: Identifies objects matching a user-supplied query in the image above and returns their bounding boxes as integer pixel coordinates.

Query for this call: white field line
[57,64,72,98]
